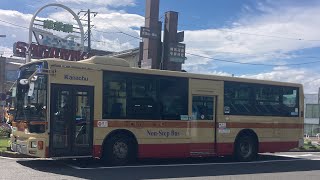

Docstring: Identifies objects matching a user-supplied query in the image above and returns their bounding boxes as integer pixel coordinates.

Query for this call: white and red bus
[11,56,304,165]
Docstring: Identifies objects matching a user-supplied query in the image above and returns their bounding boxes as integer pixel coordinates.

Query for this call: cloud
[0,4,143,53]
[183,4,320,65]
[0,1,319,95]
[0,10,31,55]
[0,10,32,27]
[46,7,144,52]
[240,66,320,93]
[0,46,13,57]
[180,2,320,94]
[55,0,135,7]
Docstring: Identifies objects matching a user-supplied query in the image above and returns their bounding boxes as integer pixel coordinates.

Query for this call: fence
[304,124,320,137]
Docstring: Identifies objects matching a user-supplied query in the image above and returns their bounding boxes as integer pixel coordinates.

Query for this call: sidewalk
[0,150,32,158]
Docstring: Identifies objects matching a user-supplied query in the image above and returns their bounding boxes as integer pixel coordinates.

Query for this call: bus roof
[26,56,302,88]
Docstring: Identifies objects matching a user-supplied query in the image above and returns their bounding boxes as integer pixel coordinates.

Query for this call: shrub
[0,123,11,138]
[307,141,312,145]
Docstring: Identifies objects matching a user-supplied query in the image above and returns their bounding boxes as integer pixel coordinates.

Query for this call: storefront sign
[43,20,73,33]
[13,41,87,61]
[26,3,84,63]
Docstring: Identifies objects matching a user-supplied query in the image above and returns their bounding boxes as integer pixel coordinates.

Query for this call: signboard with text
[43,20,73,33]
[13,41,88,61]
[25,4,85,63]
[140,27,159,39]
[169,43,186,63]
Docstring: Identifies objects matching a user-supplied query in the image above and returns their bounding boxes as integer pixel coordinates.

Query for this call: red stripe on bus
[45,147,49,158]
[93,145,102,158]
[226,122,303,129]
[93,120,302,129]
[92,141,298,158]
[259,141,298,153]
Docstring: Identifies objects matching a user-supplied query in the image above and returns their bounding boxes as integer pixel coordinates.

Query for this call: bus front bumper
[11,141,28,155]
[11,136,46,158]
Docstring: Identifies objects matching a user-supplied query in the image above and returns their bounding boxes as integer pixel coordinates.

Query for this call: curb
[0,151,33,158]
[289,149,320,152]
[289,150,320,152]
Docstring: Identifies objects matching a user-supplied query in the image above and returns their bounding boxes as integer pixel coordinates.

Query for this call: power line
[0,19,28,29]
[93,28,141,40]
[92,36,139,45]
[303,78,320,84]
[217,29,320,42]
[186,52,320,66]
[91,29,120,34]
[178,23,320,42]
[93,24,142,40]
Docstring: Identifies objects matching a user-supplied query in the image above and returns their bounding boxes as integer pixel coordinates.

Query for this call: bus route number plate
[97,121,108,128]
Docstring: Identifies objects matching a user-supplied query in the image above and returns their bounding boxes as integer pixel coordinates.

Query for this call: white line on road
[296,154,314,157]
[0,156,47,161]
[274,154,314,158]
[65,159,307,170]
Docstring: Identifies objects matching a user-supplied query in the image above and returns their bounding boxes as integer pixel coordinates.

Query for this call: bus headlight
[30,141,37,148]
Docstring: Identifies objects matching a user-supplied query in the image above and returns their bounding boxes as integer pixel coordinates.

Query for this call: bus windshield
[15,62,47,121]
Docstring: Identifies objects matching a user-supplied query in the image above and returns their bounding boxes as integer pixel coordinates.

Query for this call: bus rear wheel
[102,134,135,166]
[234,135,257,162]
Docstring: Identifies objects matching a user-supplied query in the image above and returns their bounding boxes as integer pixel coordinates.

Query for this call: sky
[1,0,320,93]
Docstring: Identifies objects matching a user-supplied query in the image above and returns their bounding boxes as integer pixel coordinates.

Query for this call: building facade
[304,93,320,136]
[110,48,140,67]
[0,57,23,93]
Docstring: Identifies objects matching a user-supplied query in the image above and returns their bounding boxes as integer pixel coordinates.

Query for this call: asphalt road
[0,152,320,180]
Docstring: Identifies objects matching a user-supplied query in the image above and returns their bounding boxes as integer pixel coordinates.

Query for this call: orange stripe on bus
[93,120,302,129]
[29,121,48,125]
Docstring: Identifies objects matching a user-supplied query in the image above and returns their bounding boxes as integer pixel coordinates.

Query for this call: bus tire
[234,135,257,162]
[102,134,135,166]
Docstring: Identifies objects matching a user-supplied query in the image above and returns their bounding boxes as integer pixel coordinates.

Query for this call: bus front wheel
[102,134,135,166]
[234,135,258,162]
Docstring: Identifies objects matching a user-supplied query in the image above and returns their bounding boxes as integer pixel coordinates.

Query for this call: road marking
[0,156,47,161]
[274,154,314,158]
[65,159,307,170]
[297,154,314,157]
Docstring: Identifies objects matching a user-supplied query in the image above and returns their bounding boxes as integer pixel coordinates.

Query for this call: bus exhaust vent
[79,56,130,67]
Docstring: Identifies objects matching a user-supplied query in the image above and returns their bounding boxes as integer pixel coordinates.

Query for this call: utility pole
[77,9,98,55]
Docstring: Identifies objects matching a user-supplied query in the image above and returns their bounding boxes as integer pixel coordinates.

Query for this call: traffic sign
[140,27,159,39]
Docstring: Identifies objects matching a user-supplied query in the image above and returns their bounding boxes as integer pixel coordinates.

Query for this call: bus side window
[111,103,123,118]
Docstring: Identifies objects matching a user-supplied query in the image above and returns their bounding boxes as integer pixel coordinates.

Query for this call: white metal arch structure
[27,3,84,63]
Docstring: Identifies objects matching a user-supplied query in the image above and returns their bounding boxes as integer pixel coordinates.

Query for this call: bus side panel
[93,120,191,159]
[216,115,303,155]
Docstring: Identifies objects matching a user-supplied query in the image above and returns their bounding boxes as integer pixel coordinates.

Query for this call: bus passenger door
[50,84,94,157]
[189,79,223,156]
